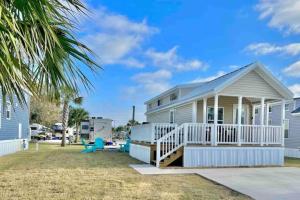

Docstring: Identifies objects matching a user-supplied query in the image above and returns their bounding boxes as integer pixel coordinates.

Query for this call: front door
[233,105,249,124]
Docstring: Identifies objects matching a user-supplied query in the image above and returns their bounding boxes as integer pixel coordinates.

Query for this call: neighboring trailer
[80,117,113,141]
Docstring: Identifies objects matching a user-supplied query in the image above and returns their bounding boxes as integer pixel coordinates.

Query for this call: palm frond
[0,0,101,105]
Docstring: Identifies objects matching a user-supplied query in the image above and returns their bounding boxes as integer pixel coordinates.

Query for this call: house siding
[269,101,300,148]
[220,70,283,99]
[0,94,30,141]
[255,100,300,148]
[146,103,193,125]
[147,110,170,123]
[295,99,300,108]
[175,103,193,125]
[146,90,179,112]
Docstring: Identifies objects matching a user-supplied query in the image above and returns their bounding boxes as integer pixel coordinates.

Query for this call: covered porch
[131,94,285,147]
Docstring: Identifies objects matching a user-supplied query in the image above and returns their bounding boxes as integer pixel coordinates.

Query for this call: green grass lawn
[0,143,250,200]
[285,157,300,167]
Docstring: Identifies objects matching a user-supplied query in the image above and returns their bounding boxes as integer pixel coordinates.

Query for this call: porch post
[260,97,265,146]
[281,100,285,147]
[252,105,256,125]
[266,103,270,126]
[212,95,218,146]
[203,98,207,123]
[192,101,197,123]
[237,96,242,146]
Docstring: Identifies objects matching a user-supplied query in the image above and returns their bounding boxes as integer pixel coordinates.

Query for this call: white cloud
[131,70,172,95]
[79,6,158,67]
[289,84,300,97]
[283,61,300,77]
[77,6,208,71]
[256,0,300,35]
[229,65,240,70]
[191,71,226,83]
[123,70,172,102]
[145,46,208,72]
[245,42,300,56]
[119,58,145,68]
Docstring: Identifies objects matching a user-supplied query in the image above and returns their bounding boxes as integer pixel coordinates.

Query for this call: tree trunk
[75,123,80,143]
[61,100,69,147]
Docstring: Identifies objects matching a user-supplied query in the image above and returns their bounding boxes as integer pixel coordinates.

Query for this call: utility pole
[132,105,135,125]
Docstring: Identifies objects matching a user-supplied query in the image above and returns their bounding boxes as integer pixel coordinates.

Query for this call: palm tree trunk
[61,100,69,147]
[75,123,80,143]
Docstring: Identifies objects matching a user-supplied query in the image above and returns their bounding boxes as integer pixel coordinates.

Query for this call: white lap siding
[220,70,283,99]
[146,103,193,125]
[146,110,170,123]
[272,103,300,148]
[175,103,193,125]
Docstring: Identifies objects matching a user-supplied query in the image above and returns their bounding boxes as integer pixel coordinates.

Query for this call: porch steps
[152,147,183,167]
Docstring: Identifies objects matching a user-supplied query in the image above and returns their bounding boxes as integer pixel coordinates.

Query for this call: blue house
[0,93,30,156]
[254,97,300,158]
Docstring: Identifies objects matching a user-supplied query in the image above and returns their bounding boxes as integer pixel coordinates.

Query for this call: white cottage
[130,62,293,167]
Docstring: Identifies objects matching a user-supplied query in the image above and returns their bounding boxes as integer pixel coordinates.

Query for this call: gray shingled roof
[145,62,294,114]
[179,63,253,101]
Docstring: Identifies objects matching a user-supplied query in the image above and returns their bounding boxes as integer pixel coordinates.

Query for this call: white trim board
[183,146,284,167]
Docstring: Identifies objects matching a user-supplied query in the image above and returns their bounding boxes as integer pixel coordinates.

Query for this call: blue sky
[75,0,300,126]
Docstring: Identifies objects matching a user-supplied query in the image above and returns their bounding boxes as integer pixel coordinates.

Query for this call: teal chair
[120,138,130,152]
[81,138,104,153]
[81,138,94,151]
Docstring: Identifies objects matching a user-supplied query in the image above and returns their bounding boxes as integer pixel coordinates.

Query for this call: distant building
[80,117,113,141]
[51,122,75,139]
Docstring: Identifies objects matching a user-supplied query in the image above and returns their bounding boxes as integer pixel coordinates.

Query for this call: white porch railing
[186,123,213,144]
[216,124,239,144]
[131,123,177,144]
[155,123,283,167]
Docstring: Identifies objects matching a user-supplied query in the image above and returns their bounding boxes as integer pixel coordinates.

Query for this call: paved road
[130,165,300,200]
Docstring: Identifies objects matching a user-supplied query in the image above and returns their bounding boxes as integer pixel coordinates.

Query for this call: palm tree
[0,1,100,105]
[60,87,83,147]
[68,107,89,143]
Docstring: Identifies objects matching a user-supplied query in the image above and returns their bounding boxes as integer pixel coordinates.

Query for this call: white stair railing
[156,124,185,167]
[152,123,178,143]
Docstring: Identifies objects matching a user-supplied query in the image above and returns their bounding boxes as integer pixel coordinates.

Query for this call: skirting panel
[285,148,300,158]
[183,146,284,167]
[129,143,151,164]
[0,139,28,157]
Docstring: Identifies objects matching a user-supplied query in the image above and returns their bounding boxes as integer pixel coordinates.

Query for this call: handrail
[152,123,177,143]
[156,123,185,167]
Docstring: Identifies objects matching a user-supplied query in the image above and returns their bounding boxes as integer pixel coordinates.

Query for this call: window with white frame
[255,108,259,114]
[169,109,175,124]
[207,107,224,124]
[6,102,11,120]
[170,93,178,101]
[157,99,161,106]
[285,103,289,111]
[268,106,272,113]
